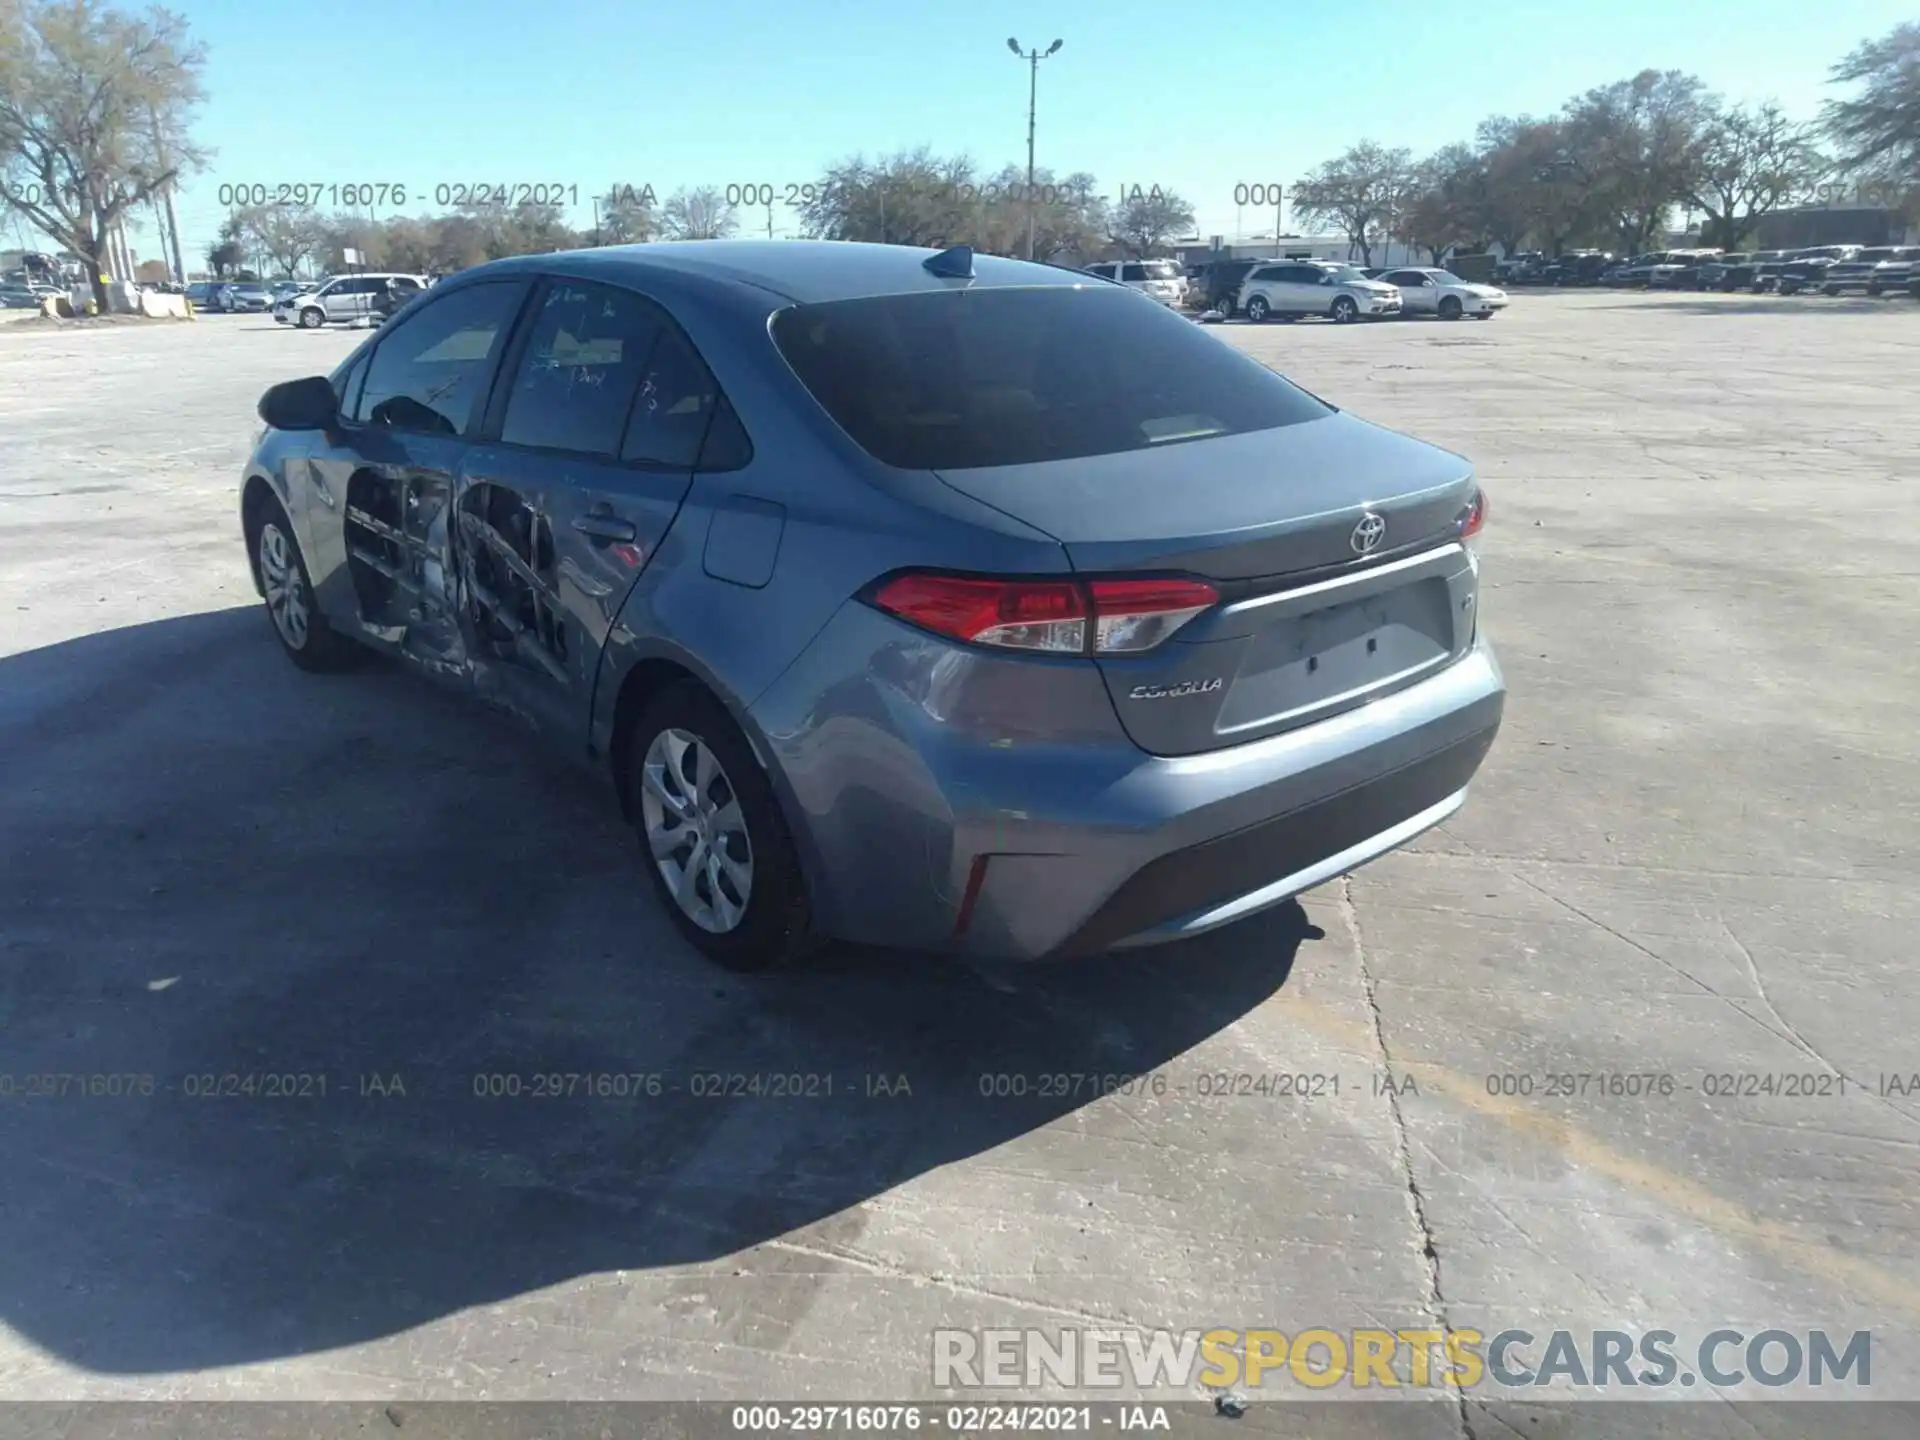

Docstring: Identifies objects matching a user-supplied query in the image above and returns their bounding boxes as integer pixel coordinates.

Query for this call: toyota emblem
[1350,511,1387,555]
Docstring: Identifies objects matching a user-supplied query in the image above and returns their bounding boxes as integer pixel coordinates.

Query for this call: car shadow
[0,607,1321,1375]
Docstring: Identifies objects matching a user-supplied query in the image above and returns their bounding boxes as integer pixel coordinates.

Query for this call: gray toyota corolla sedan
[240,240,1503,971]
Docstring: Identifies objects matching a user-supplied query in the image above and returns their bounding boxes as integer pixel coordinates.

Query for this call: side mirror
[258,375,339,432]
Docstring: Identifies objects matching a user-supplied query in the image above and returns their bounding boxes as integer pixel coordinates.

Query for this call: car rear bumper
[750,602,1505,960]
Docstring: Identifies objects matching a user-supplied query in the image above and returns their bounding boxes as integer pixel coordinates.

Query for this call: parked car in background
[0,284,43,309]
[1865,248,1920,296]
[1081,259,1187,308]
[1378,267,1508,319]
[184,281,221,310]
[1648,250,1724,289]
[1776,246,1862,295]
[1749,253,1801,292]
[1495,252,1545,284]
[275,272,429,328]
[1542,251,1612,285]
[1827,246,1920,295]
[223,282,274,313]
[239,241,1503,969]
[1606,252,1687,287]
[1705,252,1762,289]
[1193,257,1277,317]
[1237,260,1402,323]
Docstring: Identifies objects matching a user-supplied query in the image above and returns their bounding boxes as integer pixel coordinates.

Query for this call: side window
[695,394,754,473]
[1250,266,1282,282]
[350,280,525,437]
[499,281,666,457]
[620,324,723,470]
[333,350,371,411]
[1120,263,1148,282]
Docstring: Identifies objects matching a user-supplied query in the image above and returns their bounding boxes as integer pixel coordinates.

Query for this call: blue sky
[55,0,1914,266]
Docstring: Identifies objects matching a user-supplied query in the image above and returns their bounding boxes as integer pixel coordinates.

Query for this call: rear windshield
[771,286,1333,471]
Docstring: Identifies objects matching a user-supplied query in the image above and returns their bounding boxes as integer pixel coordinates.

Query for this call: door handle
[573,513,637,543]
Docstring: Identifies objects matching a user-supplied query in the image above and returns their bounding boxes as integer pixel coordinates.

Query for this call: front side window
[351,280,525,436]
[500,281,666,457]
[1120,263,1149,282]
[771,285,1333,472]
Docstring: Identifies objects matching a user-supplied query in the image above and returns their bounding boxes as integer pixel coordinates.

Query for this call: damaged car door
[453,278,707,742]
[330,278,532,678]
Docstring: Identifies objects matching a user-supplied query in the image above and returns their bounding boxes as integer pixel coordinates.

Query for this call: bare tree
[0,0,208,310]
[595,182,655,244]
[1688,101,1826,249]
[1561,70,1712,253]
[1290,142,1414,265]
[1821,22,1920,177]
[1105,184,1195,257]
[659,185,737,241]
[235,201,324,276]
[1394,145,1484,262]
[797,150,979,246]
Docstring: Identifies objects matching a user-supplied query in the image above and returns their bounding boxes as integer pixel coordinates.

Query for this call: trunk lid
[932,412,1483,756]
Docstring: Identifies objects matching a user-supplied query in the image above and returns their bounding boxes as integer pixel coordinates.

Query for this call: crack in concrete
[1340,875,1476,1440]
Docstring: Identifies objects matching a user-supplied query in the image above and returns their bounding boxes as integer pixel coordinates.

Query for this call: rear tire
[626,683,817,974]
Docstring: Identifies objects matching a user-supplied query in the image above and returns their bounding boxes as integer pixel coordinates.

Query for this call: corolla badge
[1129,678,1224,700]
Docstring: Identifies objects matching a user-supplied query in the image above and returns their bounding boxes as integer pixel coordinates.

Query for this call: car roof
[465,240,1095,305]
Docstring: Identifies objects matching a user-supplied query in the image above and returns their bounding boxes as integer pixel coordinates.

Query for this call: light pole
[1006,36,1063,262]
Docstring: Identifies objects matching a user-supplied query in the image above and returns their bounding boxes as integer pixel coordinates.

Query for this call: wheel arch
[241,472,284,596]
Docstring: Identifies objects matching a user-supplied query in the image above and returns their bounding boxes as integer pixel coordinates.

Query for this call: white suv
[1236,260,1402,323]
[275,272,427,329]
[1083,259,1187,307]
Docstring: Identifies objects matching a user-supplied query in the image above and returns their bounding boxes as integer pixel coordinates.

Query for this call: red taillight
[1459,488,1488,539]
[871,574,1089,653]
[870,572,1219,655]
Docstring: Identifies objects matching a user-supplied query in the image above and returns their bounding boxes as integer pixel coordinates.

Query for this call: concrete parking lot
[1,294,1917,1432]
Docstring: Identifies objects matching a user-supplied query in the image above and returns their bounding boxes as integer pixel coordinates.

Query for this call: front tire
[1244,295,1270,323]
[627,683,816,973]
[1438,296,1464,321]
[251,501,361,673]
[298,306,325,329]
[1330,295,1358,323]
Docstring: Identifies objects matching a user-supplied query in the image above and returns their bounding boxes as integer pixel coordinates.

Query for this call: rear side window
[351,280,525,436]
[620,325,725,470]
[1120,263,1148,281]
[771,286,1333,472]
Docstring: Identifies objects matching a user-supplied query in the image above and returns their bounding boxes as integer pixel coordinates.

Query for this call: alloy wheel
[640,727,755,934]
[258,521,310,650]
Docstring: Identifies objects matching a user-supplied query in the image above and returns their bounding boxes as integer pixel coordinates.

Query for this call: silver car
[241,241,1503,970]
[274,272,427,328]
[1236,260,1403,322]
[1082,259,1188,307]
[1378,267,1509,320]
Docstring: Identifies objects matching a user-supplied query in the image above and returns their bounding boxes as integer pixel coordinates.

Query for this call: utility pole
[1006,37,1063,262]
